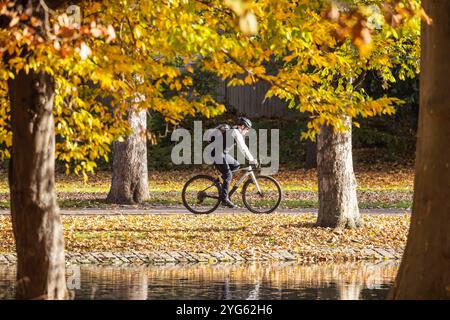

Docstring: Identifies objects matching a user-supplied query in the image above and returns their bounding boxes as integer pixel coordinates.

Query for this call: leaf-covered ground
[0,165,414,209]
[0,213,410,257]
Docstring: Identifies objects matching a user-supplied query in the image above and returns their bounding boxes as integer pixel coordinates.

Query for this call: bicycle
[181,164,283,214]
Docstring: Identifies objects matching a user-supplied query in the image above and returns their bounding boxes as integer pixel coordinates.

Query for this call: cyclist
[213,116,258,208]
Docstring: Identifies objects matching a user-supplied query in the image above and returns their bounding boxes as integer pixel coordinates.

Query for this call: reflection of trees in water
[0,261,398,300]
[247,282,260,300]
[0,266,16,299]
[76,261,397,299]
[78,266,148,300]
[144,261,398,295]
[338,283,362,300]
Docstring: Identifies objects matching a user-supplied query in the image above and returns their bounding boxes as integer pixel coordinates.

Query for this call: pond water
[0,261,398,300]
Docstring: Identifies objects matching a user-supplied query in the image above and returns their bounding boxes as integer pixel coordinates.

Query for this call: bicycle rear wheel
[242,175,282,214]
[182,175,221,214]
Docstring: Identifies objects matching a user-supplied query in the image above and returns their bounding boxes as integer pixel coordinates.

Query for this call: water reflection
[0,261,398,300]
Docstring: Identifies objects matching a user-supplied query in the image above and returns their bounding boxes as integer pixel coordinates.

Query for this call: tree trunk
[7,70,67,299]
[107,109,149,204]
[316,117,361,232]
[304,139,317,169]
[389,1,450,299]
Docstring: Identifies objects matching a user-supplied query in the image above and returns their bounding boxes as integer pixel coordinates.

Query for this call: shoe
[221,198,237,208]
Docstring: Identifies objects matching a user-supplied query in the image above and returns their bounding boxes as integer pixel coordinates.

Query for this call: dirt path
[0,207,411,215]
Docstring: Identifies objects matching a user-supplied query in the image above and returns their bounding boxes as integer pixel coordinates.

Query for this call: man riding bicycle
[213,117,258,208]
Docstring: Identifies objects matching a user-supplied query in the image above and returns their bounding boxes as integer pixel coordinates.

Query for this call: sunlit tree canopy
[0,0,424,173]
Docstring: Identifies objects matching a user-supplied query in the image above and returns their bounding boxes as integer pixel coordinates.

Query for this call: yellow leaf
[244,75,254,85]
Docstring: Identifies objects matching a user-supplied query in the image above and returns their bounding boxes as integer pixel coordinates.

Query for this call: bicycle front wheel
[182,175,221,214]
[242,175,282,214]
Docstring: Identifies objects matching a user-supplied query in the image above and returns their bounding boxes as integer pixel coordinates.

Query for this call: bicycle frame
[228,166,262,199]
[197,166,262,201]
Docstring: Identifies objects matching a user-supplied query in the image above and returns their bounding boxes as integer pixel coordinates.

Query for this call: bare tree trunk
[7,70,67,300]
[316,117,361,232]
[389,1,450,299]
[107,109,149,204]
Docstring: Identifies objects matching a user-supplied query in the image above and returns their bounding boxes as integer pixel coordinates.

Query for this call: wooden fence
[215,80,300,119]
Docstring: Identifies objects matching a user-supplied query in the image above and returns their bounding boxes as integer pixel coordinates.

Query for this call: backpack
[207,123,235,154]
[208,123,231,143]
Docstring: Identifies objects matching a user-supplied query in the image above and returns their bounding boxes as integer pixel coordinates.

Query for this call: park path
[0,206,409,265]
[0,207,410,215]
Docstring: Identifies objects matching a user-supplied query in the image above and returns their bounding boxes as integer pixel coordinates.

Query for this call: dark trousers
[214,153,240,200]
